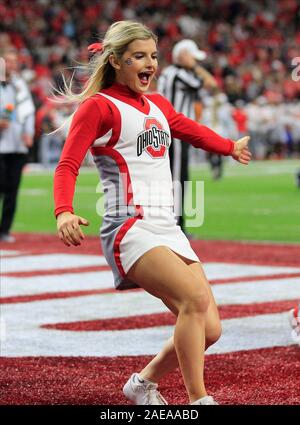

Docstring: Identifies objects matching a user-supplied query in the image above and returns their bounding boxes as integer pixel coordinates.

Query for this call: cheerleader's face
[112,38,158,93]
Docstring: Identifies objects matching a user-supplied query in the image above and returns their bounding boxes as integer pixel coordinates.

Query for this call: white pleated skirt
[101,206,200,290]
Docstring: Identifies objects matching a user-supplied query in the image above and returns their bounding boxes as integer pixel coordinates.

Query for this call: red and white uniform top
[54,82,234,216]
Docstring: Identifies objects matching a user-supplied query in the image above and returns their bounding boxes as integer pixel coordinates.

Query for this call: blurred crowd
[2,0,300,164]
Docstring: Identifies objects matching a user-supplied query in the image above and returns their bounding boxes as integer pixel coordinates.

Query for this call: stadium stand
[1,0,300,161]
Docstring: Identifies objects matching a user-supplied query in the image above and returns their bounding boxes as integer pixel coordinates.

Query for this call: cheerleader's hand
[232,136,252,165]
[57,211,89,247]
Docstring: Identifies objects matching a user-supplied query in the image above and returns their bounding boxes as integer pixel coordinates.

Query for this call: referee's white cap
[172,39,207,63]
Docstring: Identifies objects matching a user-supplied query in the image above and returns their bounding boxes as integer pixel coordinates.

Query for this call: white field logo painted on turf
[0,316,6,342]
[1,255,300,356]
[1,295,297,357]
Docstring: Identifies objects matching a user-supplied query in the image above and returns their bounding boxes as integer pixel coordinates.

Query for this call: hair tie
[88,43,103,54]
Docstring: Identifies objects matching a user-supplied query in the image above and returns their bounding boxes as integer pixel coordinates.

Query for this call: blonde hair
[58,21,158,104]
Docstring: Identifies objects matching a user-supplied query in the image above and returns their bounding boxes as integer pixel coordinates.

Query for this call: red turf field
[0,234,299,405]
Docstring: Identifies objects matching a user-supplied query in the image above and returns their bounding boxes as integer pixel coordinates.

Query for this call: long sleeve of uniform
[54,98,104,217]
[148,93,234,156]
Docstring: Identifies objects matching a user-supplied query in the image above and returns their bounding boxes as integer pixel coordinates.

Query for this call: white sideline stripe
[190,159,300,177]
[2,252,300,277]
[1,274,300,304]
[1,277,299,356]
[1,271,115,296]
[1,254,108,273]
[1,262,300,298]
[203,263,300,280]
[208,312,294,355]
[2,278,299,323]
[0,310,294,357]
[20,189,48,196]
[1,291,165,326]
[211,277,300,305]
[20,187,99,195]
[0,250,21,257]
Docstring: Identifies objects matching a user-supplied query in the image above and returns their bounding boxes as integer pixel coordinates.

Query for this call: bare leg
[139,336,178,383]
[138,262,222,383]
[127,247,212,403]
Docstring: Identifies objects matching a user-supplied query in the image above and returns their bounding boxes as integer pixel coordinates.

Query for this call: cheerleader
[54,21,251,405]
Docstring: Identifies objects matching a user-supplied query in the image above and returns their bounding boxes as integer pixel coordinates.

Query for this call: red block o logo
[144,118,166,158]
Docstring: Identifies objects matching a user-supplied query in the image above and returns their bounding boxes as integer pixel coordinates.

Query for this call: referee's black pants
[169,139,190,231]
[0,153,27,235]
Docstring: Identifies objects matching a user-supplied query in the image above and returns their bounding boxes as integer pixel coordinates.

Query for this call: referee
[157,39,217,234]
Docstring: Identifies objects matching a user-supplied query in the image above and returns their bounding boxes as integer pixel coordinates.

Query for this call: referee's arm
[193,65,218,90]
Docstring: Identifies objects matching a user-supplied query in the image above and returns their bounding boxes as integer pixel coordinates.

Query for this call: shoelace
[145,383,168,405]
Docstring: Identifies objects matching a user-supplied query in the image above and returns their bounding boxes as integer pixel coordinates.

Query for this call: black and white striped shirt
[157,65,203,120]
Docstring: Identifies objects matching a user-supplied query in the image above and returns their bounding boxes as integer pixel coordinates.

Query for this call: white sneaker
[288,307,300,345]
[191,395,219,405]
[123,373,168,405]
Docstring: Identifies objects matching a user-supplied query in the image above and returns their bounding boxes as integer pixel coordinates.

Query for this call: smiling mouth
[138,72,153,85]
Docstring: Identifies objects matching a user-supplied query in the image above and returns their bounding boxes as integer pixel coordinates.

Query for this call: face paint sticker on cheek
[125,58,133,65]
